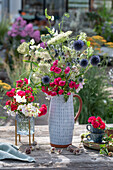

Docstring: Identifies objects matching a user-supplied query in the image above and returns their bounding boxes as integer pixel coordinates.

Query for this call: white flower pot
[49,94,82,148]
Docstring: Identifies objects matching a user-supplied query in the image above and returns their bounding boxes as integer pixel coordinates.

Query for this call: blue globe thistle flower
[78,77,83,83]
[42,75,50,84]
[73,40,84,51]
[80,59,88,68]
[90,55,100,66]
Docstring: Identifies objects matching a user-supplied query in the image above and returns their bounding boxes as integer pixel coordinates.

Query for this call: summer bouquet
[88,116,105,130]
[4,78,47,117]
[17,10,100,102]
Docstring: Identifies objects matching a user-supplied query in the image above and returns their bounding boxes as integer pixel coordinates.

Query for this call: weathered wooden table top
[0,124,113,170]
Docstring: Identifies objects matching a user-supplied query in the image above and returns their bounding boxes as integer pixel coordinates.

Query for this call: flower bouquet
[4,78,47,145]
[86,116,105,143]
[17,10,100,147]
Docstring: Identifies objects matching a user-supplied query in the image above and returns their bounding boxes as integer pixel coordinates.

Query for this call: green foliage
[0,17,10,45]
[74,66,112,124]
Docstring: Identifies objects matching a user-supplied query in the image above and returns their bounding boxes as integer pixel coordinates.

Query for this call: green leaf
[64,13,70,18]
[87,41,90,47]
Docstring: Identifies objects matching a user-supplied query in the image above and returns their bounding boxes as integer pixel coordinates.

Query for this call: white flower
[51,16,54,21]
[78,32,87,42]
[14,95,26,103]
[30,39,35,45]
[87,47,94,56]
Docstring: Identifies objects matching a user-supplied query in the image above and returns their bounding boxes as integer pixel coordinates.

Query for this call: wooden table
[0,124,113,169]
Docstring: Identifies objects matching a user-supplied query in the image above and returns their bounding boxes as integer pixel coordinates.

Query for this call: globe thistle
[80,59,88,68]
[78,77,83,83]
[90,55,100,66]
[73,40,84,51]
[42,75,50,84]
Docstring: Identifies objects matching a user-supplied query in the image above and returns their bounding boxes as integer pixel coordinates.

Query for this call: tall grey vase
[49,94,75,148]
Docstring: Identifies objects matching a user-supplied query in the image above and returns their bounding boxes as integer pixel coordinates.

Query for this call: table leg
[33,134,34,142]
[29,119,31,145]
[19,134,21,142]
[15,119,17,145]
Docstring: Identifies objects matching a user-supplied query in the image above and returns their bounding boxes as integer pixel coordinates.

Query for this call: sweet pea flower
[69,81,75,88]
[53,60,58,66]
[24,78,28,84]
[67,92,71,95]
[59,81,66,86]
[54,67,62,74]
[58,89,64,95]
[64,67,70,74]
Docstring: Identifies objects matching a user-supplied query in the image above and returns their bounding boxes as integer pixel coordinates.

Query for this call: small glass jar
[16,114,34,136]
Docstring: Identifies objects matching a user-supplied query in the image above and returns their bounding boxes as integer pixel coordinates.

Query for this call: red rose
[75,83,79,89]
[92,120,100,128]
[6,91,15,97]
[58,89,64,95]
[16,79,24,88]
[5,100,11,105]
[52,87,58,91]
[17,91,26,97]
[51,91,57,96]
[41,104,47,108]
[47,91,52,95]
[54,67,62,74]
[69,81,75,88]
[64,67,70,74]
[96,116,102,123]
[28,95,34,102]
[50,82,55,87]
[24,78,28,84]
[11,103,18,111]
[88,116,96,123]
[100,122,105,129]
[38,106,47,117]
[59,80,66,86]
[25,90,32,95]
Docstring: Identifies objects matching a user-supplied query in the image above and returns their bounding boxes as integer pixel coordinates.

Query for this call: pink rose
[67,92,71,95]
[69,81,75,88]
[50,66,56,71]
[54,67,62,74]
[58,89,64,95]
[59,81,66,86]
[64,67,70,74]
[16,79,24,88]
[24,78,28,84]
[53,60,58,66]
[17,91,26,97]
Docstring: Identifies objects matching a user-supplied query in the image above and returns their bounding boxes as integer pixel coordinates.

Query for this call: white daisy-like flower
[51,16,54,21]
[30,39,35,45]
[78,32,87,42]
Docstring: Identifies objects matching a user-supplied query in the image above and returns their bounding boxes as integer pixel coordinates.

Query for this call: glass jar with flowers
[4,78,47,145]
[17,9,100,147]
[86,116,105,143]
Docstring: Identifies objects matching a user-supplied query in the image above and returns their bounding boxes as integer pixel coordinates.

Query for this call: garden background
[0,0,113,126]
